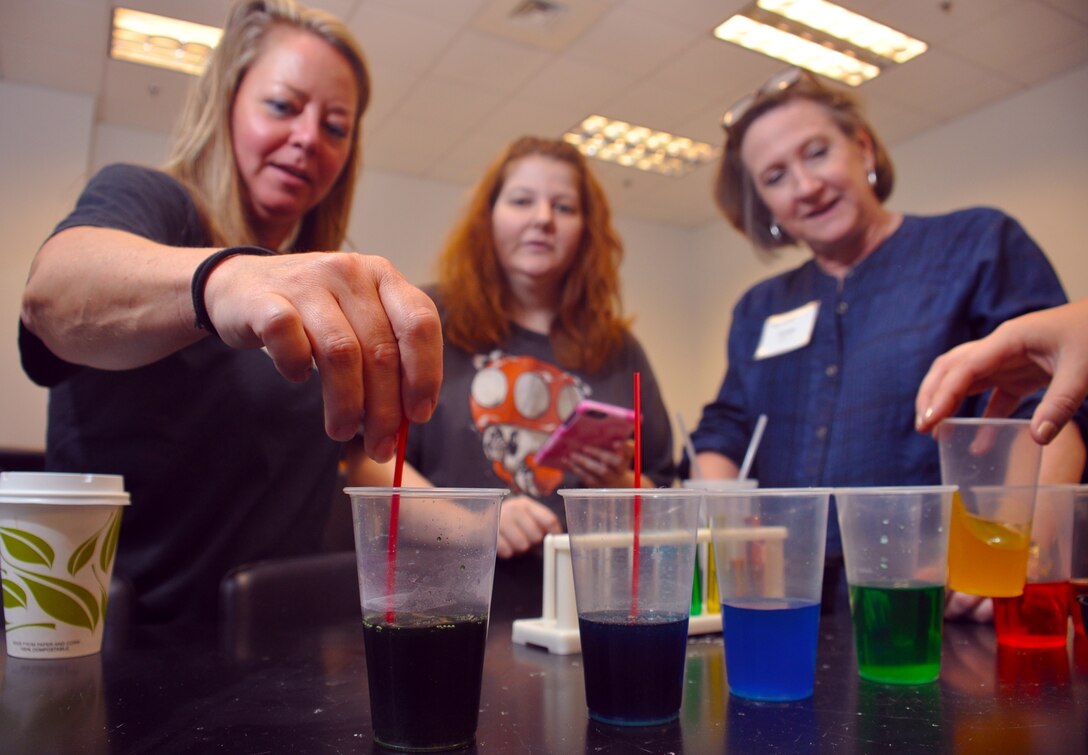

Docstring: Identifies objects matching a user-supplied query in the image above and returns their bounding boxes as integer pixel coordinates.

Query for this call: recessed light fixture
[110,7,222,76]
[714,0,927,86]
[563,116,721,177]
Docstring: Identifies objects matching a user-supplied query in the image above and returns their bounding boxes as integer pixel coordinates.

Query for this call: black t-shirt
[20,164,342,625]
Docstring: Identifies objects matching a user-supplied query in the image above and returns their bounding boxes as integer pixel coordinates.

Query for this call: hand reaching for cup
[203,250,444,456]
[915,300,1088,445]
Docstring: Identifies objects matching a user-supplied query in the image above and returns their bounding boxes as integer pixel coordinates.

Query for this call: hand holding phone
[534,399,636,469]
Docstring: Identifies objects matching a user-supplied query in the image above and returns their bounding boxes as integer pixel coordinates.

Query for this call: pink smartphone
[535,399,636,469]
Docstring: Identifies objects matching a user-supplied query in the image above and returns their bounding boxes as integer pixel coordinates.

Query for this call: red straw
[385,416,410,623]
[632,372,642,617]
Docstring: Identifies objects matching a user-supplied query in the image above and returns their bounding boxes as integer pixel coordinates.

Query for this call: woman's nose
[531,200,554,226]
[792,166,823,197]
[290,112,320,152]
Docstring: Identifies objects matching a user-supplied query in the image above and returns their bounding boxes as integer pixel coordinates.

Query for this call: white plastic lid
[0,472,130,505]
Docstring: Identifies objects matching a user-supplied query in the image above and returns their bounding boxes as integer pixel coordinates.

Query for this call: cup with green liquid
[834,486,956,685]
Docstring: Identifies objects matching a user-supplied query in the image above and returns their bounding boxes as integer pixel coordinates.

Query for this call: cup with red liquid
[561,488,701,726]
[705,488,832,701]
[1070,485,1088,635]
[993,484,1075,649]
[347,487,506,752]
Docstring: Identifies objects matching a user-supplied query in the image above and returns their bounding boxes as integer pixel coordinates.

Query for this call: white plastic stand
[511,528,724,655]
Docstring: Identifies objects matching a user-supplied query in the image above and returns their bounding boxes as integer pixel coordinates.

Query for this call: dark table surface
[2,599,1087,755]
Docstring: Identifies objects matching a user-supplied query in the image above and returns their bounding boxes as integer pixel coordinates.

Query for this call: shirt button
[837,301,849,315]
[816,426,828,440]
[825,364,839,378]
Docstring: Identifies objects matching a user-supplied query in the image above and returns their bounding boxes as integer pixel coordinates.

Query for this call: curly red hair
[437,136,628,373]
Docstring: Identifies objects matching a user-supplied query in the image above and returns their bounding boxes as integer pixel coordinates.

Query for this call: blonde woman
[19,0,441,624]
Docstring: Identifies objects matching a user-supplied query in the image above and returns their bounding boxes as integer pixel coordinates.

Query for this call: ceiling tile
[345,2,460,74]
[953,1,1088,76]
[596,71,715,136]
[518,57,637,114]
[470,0,611,52]
[618,0,748,32]
[843,0,1020,46]
[394,75,504,132]
[1040,0,1088,24]
[860,94,941,147]
[98,59,191,133]
[435,29,553,95]
[362,62,419,131]
[866,48,1020,121]
[564,5,700,78]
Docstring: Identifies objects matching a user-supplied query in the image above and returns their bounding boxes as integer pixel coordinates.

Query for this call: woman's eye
[324,121,349,139]
[763,169,784,187]
[266,99,295,117]
[555,202,577,214]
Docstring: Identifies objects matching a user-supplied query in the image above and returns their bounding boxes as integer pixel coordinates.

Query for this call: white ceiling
[2,0,1087,228]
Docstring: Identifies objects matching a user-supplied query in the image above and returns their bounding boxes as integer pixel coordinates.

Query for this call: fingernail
[373,435,396,461]
[410,397,436,422]
[1036,420,1058,444]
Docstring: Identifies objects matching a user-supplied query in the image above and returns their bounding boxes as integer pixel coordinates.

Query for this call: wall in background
[1,63,1085,456]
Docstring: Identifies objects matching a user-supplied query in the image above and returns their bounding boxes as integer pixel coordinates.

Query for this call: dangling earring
[769,221,782,241]
[867,169,877,188]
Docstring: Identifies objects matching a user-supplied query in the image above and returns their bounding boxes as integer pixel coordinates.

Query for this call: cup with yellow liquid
[937,419,1041,598]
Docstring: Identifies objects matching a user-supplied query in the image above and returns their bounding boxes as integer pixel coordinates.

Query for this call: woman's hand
[497,495,562,559]
[566,439,638,488]
[204,250,443,455]
[944,591,993,623]
[915,300,1088,445]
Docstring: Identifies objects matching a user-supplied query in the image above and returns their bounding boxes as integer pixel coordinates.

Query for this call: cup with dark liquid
[347,487,506,752]
[561,488,701,726]
[993,485,1075,649]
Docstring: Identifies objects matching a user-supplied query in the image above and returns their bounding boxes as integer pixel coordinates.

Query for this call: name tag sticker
[754,301,819,360]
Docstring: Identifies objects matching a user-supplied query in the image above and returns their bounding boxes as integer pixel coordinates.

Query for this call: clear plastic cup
[0,472,129,659]
[561,488,701,726]
[834,486,956,684]
[347,487,505,752]
[705,488,831,701]
[938,418,1041,597]
[993,484,1076,648]
[1072,486,1088,636]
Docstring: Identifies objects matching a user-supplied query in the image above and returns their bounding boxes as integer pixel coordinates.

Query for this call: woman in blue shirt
[689,68,1086,620]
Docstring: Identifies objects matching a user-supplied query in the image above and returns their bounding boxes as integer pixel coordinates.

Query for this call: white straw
[737,414,768,481]
[675,412,704,480]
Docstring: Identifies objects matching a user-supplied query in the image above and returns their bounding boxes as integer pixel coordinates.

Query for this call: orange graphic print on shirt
[469,352,587,498]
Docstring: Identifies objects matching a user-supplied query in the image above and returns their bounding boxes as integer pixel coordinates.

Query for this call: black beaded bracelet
[191,245,276,340]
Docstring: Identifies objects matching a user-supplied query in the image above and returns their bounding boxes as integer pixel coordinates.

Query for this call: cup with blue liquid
[561,488,701,726]
[705,488,831,701]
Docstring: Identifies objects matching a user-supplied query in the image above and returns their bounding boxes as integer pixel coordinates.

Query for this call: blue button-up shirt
[691,208,1085,555]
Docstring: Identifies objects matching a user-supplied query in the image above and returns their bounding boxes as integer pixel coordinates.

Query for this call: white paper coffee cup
[0,472,130,659]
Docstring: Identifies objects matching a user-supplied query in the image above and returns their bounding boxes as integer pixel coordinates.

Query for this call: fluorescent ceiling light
[563,116,720,177]
[714,1,926,86]
[111,7,222,76]
[715,15,879,86]
[761,0,926,64]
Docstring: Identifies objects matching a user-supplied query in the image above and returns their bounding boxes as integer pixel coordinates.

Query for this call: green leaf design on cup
[3,578,28,609]
[15,568,101,632]
[0,527,55,568]
[68,533,98,576]
[100,510,123,573]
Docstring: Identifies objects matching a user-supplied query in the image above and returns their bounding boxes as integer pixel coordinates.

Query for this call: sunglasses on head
[721,67,815,134]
